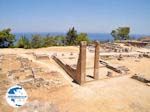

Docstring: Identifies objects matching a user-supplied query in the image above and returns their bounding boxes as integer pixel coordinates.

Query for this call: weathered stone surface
[146,83,150,86]
[132,74,150,83]
[100,60,129,74]
[34,53,50,60]
[52,56,76,79]
[76,41,87,85]
[94,41,100,79]
[107,71,113,77]
[118,54,123,60]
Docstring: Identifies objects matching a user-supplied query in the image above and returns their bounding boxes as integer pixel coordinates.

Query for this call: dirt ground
[0,46,150,112]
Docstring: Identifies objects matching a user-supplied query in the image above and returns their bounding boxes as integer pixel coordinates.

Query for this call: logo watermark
[5,85,28,108]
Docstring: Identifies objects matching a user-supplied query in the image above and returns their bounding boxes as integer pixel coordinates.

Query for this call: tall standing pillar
[76,41,87,85]
[94,41,100,79]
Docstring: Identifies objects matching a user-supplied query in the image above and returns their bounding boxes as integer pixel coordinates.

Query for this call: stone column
[76,41,87,85]
[94,41,100,79]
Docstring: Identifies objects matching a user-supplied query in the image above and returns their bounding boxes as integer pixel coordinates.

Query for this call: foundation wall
[52,56,76,79]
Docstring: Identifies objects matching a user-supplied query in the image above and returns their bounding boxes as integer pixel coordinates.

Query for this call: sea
[13,32,148,42]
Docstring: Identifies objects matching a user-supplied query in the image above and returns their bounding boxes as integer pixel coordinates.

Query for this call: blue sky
[0,0,150,34]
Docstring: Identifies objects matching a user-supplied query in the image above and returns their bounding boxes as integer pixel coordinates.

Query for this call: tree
[111,27,130,40]
[43,34,56,47]
[66,27,78,45]
[0,28,15,48]
[76,33,90,44]
[31,34,43,48]
[17,36,30,49]
[54,36,65,46]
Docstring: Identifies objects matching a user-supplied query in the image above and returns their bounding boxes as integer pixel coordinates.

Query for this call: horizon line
[12,32,150,36]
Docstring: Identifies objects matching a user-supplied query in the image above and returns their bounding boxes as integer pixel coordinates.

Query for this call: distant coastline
[13,32,149,41]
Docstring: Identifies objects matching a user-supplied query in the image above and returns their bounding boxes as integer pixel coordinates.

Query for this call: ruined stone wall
[34,53,50,60]
[52,56,76,79]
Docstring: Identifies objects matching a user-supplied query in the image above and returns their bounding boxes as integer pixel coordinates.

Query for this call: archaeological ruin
[0,40,150,112]
[52,41,130,85]
[53,41,101,85]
